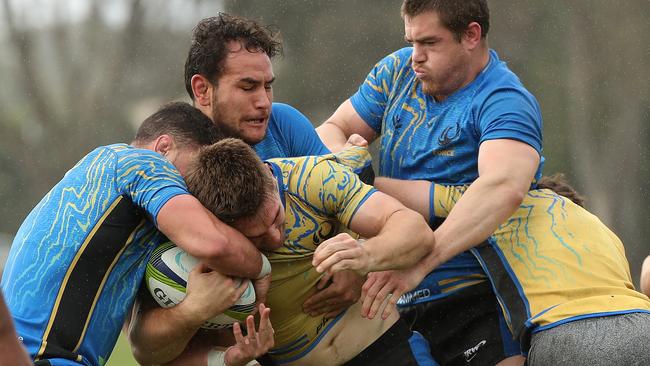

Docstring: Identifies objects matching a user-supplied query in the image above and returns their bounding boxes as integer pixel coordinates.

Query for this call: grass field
[107,333,138,366]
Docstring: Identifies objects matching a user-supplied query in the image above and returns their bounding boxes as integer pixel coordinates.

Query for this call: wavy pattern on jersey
[1,144,187,365]
[264,153,375,362]
[433,185,650,343]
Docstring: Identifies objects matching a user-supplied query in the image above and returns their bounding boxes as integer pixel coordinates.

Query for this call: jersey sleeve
[303,159,377,227]
[350,48,412,133]
[332,145,373,174]
[272,103,330,156]
[476,87,543,154]
[114,149,190,226]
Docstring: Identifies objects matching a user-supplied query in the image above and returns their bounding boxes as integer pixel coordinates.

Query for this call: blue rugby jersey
[351,48,544,306]
[254,102,330,160]
[1,144,188,366]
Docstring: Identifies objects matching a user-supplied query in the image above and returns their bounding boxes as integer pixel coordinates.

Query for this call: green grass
[107,333,138,366]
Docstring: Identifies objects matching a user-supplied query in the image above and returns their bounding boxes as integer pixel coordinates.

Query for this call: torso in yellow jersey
[432,185,650,344]
[263,149,375,363]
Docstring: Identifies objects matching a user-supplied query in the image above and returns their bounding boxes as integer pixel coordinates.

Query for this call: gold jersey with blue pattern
[431,185,650,348]
[264,147,375,364]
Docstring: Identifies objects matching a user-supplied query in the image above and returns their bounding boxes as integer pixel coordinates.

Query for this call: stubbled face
[210,41,275,145]
[231,191,285,251]
[404,11,472,101]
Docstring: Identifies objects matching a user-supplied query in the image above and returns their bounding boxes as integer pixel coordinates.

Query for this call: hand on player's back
[183,263,248,323]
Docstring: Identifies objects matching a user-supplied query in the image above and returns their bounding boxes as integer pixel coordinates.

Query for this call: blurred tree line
[0,0,648,282]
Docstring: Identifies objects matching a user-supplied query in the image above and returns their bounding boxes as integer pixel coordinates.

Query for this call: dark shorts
[345,317,437,366]
[399,281,521,366]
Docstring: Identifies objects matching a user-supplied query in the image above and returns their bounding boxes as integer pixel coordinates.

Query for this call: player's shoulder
[375,47,413,71]
[268,154,345,192]
[478,50,535,96]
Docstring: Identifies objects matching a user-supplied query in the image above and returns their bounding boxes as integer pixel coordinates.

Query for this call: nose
[254,88,272,110]
[412,43,426,63]
[267,226,284,247]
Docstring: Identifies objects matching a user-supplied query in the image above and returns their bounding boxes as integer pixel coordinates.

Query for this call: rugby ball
[145,241,256,329]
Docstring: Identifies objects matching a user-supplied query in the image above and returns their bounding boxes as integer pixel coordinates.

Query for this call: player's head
[537,173,585,207]
[132,101,223,176]
[185,138,285,250]
[184,13,282,145]
[401,0,490,99]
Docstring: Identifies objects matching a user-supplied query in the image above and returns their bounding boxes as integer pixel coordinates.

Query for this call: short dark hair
[184,12,283,99]
[184,138,277,222]
[133,101,223,147]
[401,0,490,41]
[537,173,586,207]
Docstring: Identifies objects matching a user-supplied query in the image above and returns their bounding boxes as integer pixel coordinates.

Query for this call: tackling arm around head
[156,194,268,279]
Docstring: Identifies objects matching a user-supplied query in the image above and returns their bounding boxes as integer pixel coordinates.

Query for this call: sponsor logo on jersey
[396,288,431,305]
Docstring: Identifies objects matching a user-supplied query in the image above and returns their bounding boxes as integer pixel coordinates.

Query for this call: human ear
[191,74,213,107]
[463,22,483,49]
[153,135,175,157]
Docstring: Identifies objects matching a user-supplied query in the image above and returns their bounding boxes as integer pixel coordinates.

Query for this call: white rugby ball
[145,241,256,329]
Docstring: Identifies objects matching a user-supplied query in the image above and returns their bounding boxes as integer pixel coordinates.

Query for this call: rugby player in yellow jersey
[325,174,650,365]
[128,136,438,366]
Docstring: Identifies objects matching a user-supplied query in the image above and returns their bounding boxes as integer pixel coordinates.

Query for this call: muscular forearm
[196,220,265,279]
[363,208,434,271]
[130,302,203,365]
[373,177,431,220]
[316,121,349,153]
[433,175,525,264]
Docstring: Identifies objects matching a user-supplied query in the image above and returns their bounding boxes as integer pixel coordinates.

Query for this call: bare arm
[157,194,264,278]
[641,256,650,297]
[427,139,539,267]
[127,264,245,365]
[316,100,377,153]
[313,191,434,275]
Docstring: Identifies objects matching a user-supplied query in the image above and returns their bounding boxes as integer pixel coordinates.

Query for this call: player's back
[1,144,181,366]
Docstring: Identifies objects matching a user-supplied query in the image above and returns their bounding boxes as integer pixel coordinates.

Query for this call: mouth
[244,116,268,126]
[412,67,427,79]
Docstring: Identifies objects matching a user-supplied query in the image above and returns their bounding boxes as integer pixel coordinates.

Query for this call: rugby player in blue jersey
[317,1,541,364]
[1,102,273,366]
[183,13,364,320]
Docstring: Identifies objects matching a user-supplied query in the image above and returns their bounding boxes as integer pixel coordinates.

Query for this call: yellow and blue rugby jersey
[1,144,188,366]
[263,151,376,364]
[431,184,650,350]
[350,48,545,305]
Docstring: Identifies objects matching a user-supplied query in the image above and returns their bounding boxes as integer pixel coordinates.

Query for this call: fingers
[381,289,402,320]
[312,233,356,268]
[315,272,332,290]
[361,277,385,318]
[244,315,257,344]
[314,248,364,274]
[232,321,245,345]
